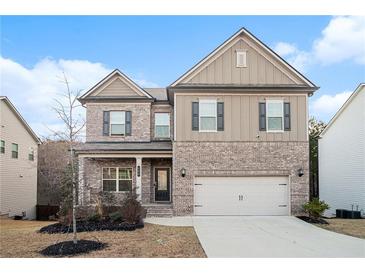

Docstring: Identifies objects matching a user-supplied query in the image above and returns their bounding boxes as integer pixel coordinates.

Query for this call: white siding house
[319,84,365,217]
[0,97,40,219]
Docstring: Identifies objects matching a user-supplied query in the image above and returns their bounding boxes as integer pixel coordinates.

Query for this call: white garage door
[194,176,289,216]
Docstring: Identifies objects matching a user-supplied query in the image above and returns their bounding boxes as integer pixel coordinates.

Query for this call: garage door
[194,176,289,216]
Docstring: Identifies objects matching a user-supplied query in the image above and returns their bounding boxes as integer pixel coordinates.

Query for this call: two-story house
[76,28,318,217]
[0,96,40,219]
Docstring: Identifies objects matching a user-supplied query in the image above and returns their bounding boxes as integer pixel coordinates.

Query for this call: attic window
[236,50,247,68]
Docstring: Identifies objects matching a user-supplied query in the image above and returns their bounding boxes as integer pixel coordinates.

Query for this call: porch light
[297,168,304,177]
[180,168,186,177]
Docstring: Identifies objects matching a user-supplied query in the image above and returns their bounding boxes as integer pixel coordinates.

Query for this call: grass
[315,218,365,239]
[0,218,206,258]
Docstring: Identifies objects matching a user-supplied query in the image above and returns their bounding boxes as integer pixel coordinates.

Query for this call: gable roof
[170,27,317,89]
[144,88,168,101]
[0,96,40,143]
[79,69,153,100]
[320,83,365,137]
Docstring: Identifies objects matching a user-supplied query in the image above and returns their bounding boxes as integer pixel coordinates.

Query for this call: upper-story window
[28,148,34,161]
[110,111,125,136]
[155,113,170,138]
[0,140,4,154]
[267,100,284,132]
[199,100,217,132]
[11,143,18,159]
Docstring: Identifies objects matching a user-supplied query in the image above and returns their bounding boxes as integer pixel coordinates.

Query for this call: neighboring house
[319,83,365,217]
[0,96,40,219]
[76,28,318,217]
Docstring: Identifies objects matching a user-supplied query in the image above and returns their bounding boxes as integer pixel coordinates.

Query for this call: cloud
[273,42,312,72]
[313,16,365,65]
[309,91,352,120]
[0,56,159,138]
[273,42,298,57]
[273,16,365,71]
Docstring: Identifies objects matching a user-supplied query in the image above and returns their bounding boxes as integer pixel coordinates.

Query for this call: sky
[1,16,364,138]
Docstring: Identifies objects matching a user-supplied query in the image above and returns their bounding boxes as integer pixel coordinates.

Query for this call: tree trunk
[70,147,77,244]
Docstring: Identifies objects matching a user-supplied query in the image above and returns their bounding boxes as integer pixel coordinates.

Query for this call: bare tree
[51,72,85,244]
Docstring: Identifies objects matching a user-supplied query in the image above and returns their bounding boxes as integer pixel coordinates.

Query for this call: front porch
[75,142,173,216]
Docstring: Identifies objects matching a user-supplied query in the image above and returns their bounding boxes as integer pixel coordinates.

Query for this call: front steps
[143,203,173,218]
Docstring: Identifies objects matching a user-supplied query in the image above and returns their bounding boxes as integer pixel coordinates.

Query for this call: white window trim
[199,99,217,132]
[236,50,247,68]
[110,111,126,136]
[154,112,170,139]
[102,167,133,192]
[266,100,284,133]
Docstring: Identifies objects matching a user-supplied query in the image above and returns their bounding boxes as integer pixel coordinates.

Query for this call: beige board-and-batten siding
[175,93,307,142]
[182,37,305,86]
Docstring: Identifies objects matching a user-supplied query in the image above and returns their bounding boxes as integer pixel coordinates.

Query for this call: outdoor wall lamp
[297,168,304,177]
[180,168,186,177]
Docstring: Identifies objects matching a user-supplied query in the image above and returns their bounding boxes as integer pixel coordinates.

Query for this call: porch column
[136,157,142,201]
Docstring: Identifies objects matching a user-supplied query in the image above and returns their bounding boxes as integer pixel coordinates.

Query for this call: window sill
[266,130,284,133]
[154,137,171,140]
[102,191,131,193]
[198,130,218,133]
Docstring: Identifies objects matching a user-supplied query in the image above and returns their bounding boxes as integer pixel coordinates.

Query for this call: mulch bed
[297,216,329,225]
[40,240,107,257]
[39,219,144,234]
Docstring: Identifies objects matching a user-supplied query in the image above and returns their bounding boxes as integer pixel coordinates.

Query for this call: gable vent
[236,50,247,68]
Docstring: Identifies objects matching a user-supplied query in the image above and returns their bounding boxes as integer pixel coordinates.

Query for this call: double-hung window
[11,143,18,159]
[267,100,284,132]
[0,140,4,154]
[110,111,125,136]
[102,167,132,192]
[155,113,170,138]
[29,148,34,161]
[199,100,217,132]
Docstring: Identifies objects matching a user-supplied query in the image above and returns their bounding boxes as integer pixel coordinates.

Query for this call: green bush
[303,198,330,219]
[87,213,101,222]
[109,211,122,222]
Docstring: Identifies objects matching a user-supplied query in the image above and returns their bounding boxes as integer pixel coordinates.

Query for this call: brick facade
[172,141,309,216]
[78,157,172,206]
[86,103,152,142]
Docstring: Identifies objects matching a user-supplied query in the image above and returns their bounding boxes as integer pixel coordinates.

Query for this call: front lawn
[315,218,365,239]
[0,218,206,258]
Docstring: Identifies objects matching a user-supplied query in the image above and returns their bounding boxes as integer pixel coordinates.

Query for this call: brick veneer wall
[85,103,151,142]
[172,141,309,216]
[78,157,172,206]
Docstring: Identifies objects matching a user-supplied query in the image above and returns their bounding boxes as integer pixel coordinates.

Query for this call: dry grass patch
[0,219,206,258]
[315,218,365,239]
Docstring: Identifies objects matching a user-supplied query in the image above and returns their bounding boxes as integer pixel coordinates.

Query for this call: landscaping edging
[297,216,329,225]
[39,219,144,234]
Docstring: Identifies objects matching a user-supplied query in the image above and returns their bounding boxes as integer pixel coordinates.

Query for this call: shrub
[87,213,101,222]
[121,191,144,224]
[303,198,330,219]
[109,211,123,222]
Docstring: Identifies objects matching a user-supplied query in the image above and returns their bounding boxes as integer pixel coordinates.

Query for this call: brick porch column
[136,157,142,201]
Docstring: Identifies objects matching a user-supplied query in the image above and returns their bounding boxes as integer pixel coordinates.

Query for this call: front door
[155,168,170,202]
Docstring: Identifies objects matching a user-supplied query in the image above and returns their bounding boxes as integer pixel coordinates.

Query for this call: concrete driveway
[193,216,365,257]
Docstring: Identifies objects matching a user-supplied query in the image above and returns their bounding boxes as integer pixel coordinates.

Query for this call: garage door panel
[194,176,289,216]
